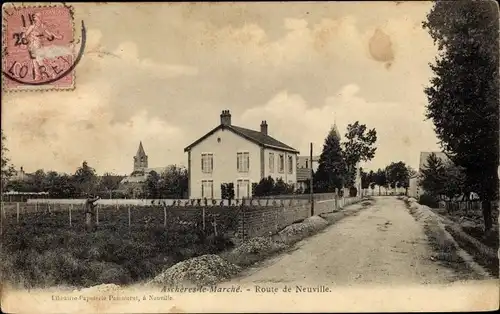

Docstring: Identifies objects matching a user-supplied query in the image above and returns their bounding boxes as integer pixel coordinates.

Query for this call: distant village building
[184,110,300,199]
[11,166,31,181]
[296,156,319,191]
[119,142,168,197]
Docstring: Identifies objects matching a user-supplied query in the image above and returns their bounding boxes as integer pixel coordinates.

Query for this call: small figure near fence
[85,194,100,231]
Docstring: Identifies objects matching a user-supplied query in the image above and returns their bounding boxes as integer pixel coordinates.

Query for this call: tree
[386,161,410,194]
[420,153,446,199]
[374,169,387,195]
[315,126,347,193]
[442,163,466,201]
[342,121,377,187]
[253,176,275,197]
[221,183,235,200]
[360,168,370,196]
[98,173,124,198]
[273,178,293,195]
[423,1,499,232]
[158,165,188,199]
[144,170,160,199]
[73,161,98,196]
[1,130,15,192]
[368,170,376,195]
[31,169,46,192]
[43,171,76,198]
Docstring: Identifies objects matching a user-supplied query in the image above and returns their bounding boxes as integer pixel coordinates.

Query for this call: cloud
[2,3,440,176]
[240,85,440,171]
[2,30,195,174]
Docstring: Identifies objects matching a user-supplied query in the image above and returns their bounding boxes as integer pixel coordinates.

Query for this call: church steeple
[133,141,148,172]
[136,141,146,157]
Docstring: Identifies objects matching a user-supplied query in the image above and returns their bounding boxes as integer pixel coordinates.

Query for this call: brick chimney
[260,120,268,135]
[220,110,232,126]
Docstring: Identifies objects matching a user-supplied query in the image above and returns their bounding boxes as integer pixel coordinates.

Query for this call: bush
[221,183,235,200]
[419,193,440,208]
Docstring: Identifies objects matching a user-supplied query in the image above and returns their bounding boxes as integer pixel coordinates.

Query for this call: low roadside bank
[399,196,497,279]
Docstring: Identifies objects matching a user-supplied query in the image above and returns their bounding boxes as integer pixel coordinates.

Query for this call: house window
[236,179,250,199]
[288,155,294,174]
[269,153,275,173]
[201,153,214,173]
[237,152,249,172]
[278,154,284,173]
[201,180,214,199]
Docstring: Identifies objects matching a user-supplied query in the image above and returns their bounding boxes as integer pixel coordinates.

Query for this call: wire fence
[0,193,364,241]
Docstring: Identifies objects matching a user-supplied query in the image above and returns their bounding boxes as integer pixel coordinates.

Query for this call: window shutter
[247,154,250,171]
[210,155,213,172]
[201,155,204,172]
[201,181,204,198]
[210,181,214,199]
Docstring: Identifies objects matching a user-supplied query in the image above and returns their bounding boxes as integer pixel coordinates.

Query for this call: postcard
[1,1,499,313]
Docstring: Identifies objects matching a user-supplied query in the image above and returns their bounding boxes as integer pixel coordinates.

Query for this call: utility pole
[310,142,314,216]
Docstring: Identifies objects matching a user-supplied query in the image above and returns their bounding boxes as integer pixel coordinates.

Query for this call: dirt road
[230,197,476,286]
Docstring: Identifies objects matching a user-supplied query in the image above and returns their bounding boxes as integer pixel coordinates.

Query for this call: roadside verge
[399,196,496,279]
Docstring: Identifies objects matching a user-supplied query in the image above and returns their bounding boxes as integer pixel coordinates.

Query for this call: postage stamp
[2,3,75,91]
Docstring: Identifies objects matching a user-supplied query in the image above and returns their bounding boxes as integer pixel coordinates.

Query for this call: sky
[2,2,442,175]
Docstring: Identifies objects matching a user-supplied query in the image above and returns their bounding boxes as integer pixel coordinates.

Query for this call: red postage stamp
[2,4,76,91]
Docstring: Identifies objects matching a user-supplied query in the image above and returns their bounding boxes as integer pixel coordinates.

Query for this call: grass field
[0,205,240,289]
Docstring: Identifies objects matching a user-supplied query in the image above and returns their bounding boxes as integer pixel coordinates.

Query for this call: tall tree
[423,1,499,232]
[31,169,46,192]
[99,172,124,198]
[158,165,188,199]
[144,171,160,199]
[374,169,387,195]
[342,121,377,187]
[442,163,466,201]
[360,168,369,188]
[43,171,76,198]
[1,130,15,192]
[368,170,376,194]
[315,126,347,193]
[73,161,98,196]
[386,161,410,193]
[420,153,446,199]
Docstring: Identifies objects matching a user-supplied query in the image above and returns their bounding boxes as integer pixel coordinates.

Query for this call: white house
[184,110,300,199]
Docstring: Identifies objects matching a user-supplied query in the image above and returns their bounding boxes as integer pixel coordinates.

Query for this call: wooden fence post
[96,204,99,225]
[16,202,20,224]
[69,204,73,227]
[163,205,167,228]
[0,202,3,235]
[35,202,38,212]
[202,207,206,231]
[128,206,131,229]
[212,217,218,237]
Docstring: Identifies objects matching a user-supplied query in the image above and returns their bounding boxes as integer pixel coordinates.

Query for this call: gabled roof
[184,124,300,154]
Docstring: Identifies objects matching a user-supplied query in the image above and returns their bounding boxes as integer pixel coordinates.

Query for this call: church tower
[133,141,148,172]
